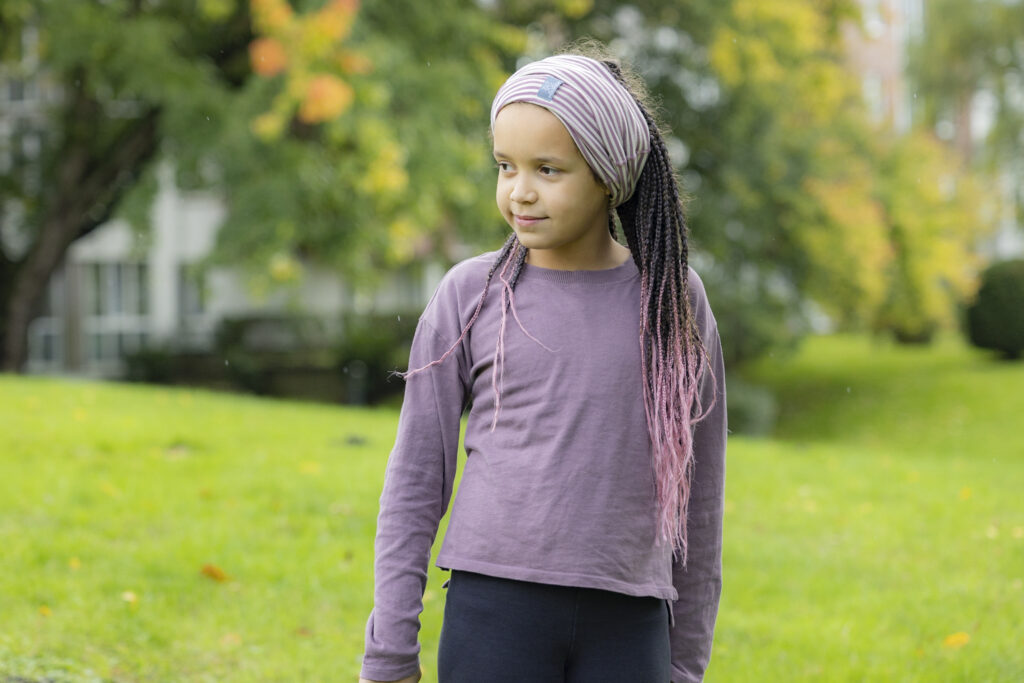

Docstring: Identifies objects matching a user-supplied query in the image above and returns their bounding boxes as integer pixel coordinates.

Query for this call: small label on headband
[537,76,563,101]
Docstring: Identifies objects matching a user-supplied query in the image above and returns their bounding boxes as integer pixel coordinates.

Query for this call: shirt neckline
[520,255,639,285]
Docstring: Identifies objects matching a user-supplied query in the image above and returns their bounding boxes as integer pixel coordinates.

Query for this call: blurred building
[6,161,440,378]
[842,0,922,133]
[843,0,1023,258]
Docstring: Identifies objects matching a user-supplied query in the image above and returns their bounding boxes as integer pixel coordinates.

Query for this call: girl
[359,46,726,683]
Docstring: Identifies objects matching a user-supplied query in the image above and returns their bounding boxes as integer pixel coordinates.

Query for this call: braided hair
[406,53,714,561]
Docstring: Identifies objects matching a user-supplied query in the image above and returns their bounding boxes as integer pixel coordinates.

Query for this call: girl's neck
[525,239,631,271]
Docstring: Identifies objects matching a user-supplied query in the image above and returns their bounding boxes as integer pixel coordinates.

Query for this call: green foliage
[2,0,1002,373]
[497,0,992,360]
[203,0,524,288]
[722,373,777,437]
[870,132,992,343]
[966,259,1024,360]
[336,310,420,405]
[213,313,336,395]
[907,0,1024,166]
[3,335,1024,680]
[123,345,180,385]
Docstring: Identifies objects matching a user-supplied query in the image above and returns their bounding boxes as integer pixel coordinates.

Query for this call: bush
[966,259,1024,360]
[724,374,778,437]
[214,314,338,396]
[123,346,178,384]
[336,311,420,404]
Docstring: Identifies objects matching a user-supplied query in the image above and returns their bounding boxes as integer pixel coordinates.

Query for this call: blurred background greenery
[1,0,1022,400]
[1,0,1023,680]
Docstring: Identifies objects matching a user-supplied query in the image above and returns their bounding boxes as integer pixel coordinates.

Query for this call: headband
[490,55,651,208]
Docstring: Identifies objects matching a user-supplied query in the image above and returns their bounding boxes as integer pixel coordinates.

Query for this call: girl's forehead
[492,102,579,156]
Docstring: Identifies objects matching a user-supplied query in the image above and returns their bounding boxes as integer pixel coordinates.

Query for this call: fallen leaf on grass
[69,557,80,571]
[201,563,230,582]
[299,460,322,475]
[942,631,970,649]
[220,632,242,647]
[121,591,138,608]
[39,605,51,617]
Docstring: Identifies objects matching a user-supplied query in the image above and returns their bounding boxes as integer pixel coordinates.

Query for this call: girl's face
[492,103,611,269]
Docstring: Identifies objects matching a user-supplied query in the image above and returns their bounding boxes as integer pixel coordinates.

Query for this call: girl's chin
[511,232,548,249]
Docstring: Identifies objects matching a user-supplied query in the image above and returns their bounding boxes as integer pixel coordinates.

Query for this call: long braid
[405,233,545,431]
[603,59,714,562]
[402,233,518,378]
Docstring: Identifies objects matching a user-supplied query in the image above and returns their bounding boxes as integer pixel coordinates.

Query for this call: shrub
[723,374,778,437]
[336,311,420,404]
[966,259,1024,360]
[123,346,178,384]
[214,314,337,395]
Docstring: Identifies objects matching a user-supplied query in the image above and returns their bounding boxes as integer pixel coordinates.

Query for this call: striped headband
[490,55,651,208]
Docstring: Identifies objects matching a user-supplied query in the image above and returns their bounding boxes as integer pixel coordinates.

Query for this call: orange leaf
[250,38,288,77]
[201,563,230,582]
[942,631,970,649]
[298,74,354,123]
[338,50,373,75]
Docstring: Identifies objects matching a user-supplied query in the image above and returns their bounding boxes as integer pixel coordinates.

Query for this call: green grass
[1,334,1022,681]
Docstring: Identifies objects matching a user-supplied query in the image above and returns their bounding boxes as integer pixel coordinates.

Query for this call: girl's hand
[358,675,421,683]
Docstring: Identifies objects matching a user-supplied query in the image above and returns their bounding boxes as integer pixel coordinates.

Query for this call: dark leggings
[437,570,672,683]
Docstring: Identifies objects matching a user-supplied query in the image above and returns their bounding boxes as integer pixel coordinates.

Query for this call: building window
[862,73,885,123]
[27,266,64,369]
[82,262,150,367]
[178,264,206,319]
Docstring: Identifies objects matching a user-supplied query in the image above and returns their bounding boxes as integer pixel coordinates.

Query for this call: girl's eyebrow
[492,151,567,165]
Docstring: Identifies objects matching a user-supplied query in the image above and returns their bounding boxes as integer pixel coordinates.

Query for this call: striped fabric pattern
[490,55,651,207]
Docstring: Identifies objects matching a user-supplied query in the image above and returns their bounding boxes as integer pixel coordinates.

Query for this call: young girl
[359,47,726,683]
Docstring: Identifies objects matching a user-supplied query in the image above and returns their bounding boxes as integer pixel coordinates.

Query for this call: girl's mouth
[514,215,546,227]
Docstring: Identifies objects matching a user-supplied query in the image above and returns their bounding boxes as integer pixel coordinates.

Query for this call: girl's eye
[495,161,512,173]
[539,166,558,176]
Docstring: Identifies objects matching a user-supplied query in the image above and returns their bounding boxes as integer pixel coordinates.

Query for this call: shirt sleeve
[360,313,468,682]
[669,312,727,682]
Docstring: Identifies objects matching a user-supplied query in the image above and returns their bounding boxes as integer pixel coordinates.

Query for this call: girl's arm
[669,317,727,682]
[360,314,468,682]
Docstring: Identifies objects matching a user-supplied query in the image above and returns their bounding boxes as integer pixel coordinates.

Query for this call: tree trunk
[1,108,161,373]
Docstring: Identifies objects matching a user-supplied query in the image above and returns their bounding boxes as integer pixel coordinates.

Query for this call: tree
[0,0,253,371]
[907,0,1024,167]
[0,0,522,372]
[494,0,995,357]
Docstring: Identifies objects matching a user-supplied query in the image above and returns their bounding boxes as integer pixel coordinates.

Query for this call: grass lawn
[1,334,1022,681]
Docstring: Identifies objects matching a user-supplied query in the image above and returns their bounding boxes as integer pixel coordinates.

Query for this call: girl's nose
[509,179,536,204]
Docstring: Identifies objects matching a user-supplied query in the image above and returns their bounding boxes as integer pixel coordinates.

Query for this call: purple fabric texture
[361,253,727,683]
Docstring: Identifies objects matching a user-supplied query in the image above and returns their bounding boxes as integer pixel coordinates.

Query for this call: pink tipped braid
[403,235,552,432]
[491,240,554,430]
[600,58,717,562]
[401,235,518,380]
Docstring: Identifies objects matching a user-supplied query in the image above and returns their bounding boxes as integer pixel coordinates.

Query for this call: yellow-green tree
[0,0,523,371]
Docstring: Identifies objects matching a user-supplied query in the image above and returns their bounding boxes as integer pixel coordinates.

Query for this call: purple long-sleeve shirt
[361,252,727,682]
